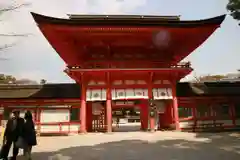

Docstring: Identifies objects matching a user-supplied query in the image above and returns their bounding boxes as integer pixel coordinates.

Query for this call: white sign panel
[87,89,106,101]
[152,88,172,100]
[112,88,148,100]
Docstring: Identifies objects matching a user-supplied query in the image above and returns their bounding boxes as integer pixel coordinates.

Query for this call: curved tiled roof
[31,12,226,27]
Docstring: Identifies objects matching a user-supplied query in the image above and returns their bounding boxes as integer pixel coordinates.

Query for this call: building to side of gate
[1,81,240,134]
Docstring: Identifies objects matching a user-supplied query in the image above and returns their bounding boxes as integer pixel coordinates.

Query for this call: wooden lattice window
[178,106,192,118]
[234,103,240,119]
[196,105,211,118]
[70,108,80,122]
[212,104,230,120]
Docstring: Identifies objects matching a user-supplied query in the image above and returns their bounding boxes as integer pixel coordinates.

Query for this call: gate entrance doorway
[87,102,106,132]
[86,99,175,133]
[92,113,105,132]
[112,100,142,132]
[151,100,171,130]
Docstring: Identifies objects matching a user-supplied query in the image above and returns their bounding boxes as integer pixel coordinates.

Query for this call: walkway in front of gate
[6,132,240,160]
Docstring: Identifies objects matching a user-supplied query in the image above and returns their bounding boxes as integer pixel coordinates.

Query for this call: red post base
[140,100,148,131]
[150,117,155,132]
[173,97,180,130]
[86,102,93,132]
[106,100,112,133]
[80,99,87,133]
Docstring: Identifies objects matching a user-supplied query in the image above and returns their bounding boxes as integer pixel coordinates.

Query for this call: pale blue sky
[0,0,239,83]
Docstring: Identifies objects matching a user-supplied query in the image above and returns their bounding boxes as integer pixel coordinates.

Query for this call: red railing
[34,121,80,134]
[171,62,191,68]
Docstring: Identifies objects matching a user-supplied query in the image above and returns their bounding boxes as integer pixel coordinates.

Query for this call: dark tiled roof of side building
[1,82,240,99]
[177,82,240,97]
[0,83,81,99]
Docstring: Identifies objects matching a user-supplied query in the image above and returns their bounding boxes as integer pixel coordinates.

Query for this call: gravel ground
[6,131,239,160]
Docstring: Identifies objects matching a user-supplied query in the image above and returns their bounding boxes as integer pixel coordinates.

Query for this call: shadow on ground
[17,132,240,160]
[112,124,141,132]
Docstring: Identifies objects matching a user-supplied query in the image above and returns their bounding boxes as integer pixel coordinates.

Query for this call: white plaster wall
[39,109,72,133]
[40,110,69,123]
[62,124,80,133]
[179,121,194,128]
[180,120,234,129]
[39,124,80,133]
[215,120,233,125]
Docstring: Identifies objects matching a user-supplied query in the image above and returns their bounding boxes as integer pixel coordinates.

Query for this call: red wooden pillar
[172,83,180,130]
[140,100,148,130]
[86,102,93,132]
[149,116,155,131]
[148,73,154,131]
[106,99,112,132]
[210,103,216,123]
[103,104,107,130]
[36,107,41,135]
[192,102,197,120]
[34,107,38,123]
[164,102,173,128]
[230,103,236,126]
[80,83,87,133]
[106,73,112,132]
[140,103,144,130]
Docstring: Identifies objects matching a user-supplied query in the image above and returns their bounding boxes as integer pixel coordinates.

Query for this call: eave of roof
[31,12,226,27]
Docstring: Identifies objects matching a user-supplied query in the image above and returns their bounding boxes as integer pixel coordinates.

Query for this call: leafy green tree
[193,74,227,82]
[227,0,240,25]
[0,74,38,84]
[40,79,47,84]
[0,74,16,84]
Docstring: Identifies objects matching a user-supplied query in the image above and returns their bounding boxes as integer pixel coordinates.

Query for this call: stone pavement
[8,131,239,160]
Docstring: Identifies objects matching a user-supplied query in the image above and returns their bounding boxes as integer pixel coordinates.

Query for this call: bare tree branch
[0,33,32,37]
[0,42,17,50]
[0,57,8,61]
[0,3,30,14]
[0,2,32,55]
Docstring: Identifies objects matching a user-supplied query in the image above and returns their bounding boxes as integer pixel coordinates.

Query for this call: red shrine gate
[66,68,192,132]
[31,13,225,133]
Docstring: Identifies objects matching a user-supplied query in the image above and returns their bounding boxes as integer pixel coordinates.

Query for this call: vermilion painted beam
[1,96,237,106]
[68,68,192,73]
[67,68,192,82]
